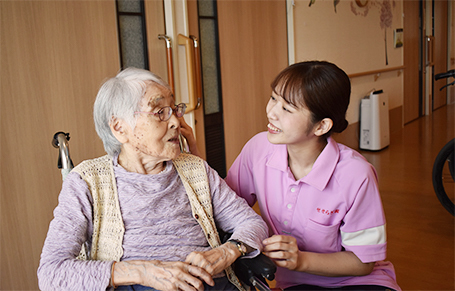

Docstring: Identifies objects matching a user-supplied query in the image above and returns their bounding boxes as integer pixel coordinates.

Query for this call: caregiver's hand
[263,235,301,271]
[185,243,240,276]
[263,235,375,277]
[113,260,214,291]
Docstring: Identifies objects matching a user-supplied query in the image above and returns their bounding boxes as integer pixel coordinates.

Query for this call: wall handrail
[348,65,406,79]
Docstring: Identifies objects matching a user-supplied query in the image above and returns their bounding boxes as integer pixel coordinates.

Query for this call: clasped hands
[120,242,240,291]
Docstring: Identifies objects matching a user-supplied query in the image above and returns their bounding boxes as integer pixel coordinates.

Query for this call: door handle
[426,35,434,66]
[178,34,198,113]
[190,35,202,110]
[158,34,175,93]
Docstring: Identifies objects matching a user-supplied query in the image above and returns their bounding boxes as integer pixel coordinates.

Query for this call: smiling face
[266,90,317,147]
[125,82,181,162]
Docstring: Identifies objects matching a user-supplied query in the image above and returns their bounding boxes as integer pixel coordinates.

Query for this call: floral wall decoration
[308,0,397,66]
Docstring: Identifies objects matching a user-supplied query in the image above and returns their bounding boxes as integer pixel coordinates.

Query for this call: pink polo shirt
[226,132,401,290]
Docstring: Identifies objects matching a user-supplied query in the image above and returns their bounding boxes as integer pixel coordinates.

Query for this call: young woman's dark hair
[271,61,351,137]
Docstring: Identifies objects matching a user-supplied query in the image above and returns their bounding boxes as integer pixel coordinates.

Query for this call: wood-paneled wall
[217,0,288,168]
[0,1,120,289]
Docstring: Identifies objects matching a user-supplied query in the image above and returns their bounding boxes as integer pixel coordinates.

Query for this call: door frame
[403,0,424,124]
[430,0,449,111]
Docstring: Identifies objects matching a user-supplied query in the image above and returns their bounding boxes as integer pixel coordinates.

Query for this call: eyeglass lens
[175,103,186,117]
[159,103,186,121]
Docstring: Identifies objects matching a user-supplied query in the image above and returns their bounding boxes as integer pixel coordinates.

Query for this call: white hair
[93,67,170,156]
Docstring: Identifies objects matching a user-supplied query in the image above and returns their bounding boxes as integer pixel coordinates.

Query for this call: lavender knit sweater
[38,155,268,290]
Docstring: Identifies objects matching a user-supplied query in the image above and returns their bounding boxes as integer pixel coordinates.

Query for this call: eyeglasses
[135,103,187,121]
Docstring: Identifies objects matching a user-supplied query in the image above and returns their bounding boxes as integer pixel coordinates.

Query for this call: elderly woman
[38,68,268,291]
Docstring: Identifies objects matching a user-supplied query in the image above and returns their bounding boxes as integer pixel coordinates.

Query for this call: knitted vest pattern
[73,154,245,291]
[172,154,244,291]
[72,155,124,261]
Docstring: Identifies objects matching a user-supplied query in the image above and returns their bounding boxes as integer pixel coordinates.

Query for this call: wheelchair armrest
[234,252,276,283]
[217,229,276,287]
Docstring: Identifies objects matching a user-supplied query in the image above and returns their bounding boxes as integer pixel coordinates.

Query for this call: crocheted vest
[72,153,245,291]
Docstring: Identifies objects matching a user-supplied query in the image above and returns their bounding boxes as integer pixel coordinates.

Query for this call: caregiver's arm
[263,235,375,277]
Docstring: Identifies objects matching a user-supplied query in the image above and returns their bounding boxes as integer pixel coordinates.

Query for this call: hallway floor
[360,103,454,290]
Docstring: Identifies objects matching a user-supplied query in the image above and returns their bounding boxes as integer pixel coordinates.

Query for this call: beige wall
[292,0,404,127]
[0,1,120,289]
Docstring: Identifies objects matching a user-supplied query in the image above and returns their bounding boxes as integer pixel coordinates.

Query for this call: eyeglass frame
[134,103,187,121]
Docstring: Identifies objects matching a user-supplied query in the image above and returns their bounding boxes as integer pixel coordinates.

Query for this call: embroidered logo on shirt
[316,208,339,215]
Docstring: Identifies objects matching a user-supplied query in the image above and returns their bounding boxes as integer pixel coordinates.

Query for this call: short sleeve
[340,166,387,263]
[225,137,258,207]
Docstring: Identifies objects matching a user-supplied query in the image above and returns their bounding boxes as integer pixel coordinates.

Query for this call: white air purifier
[359,90,390,151]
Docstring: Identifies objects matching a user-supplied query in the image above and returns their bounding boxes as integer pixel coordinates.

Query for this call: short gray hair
[93,67,170,156]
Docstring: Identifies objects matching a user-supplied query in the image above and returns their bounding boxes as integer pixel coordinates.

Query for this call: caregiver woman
[225,61,401,291]
[38,68,267,291]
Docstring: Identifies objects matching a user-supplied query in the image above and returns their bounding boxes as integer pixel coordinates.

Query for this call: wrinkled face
[128,82,181,161]
[266,90,316,146]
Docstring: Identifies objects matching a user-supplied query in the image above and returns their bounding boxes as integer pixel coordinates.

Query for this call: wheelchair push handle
[435,69,455,81]
[52,131,74,170]
[434,69,455,91]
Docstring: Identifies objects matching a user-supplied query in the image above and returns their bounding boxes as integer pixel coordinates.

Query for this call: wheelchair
[432,70,455,216]
[52,131,276,291]
[432,138,455,216]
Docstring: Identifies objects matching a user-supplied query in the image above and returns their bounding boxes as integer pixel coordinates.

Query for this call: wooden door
[0,1,119,289]
[432,0,449,110]
[403,0,423,124]
[217,0,288,169]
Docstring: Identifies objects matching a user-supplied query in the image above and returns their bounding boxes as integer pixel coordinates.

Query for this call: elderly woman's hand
[178,117,202,158]
[185,242,240,276]
[113,260,214,291]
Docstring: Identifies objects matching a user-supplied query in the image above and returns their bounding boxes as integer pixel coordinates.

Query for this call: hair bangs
[271,70,306,108]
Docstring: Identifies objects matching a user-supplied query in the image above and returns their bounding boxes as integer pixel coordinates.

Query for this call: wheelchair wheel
[432,138,455,216]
